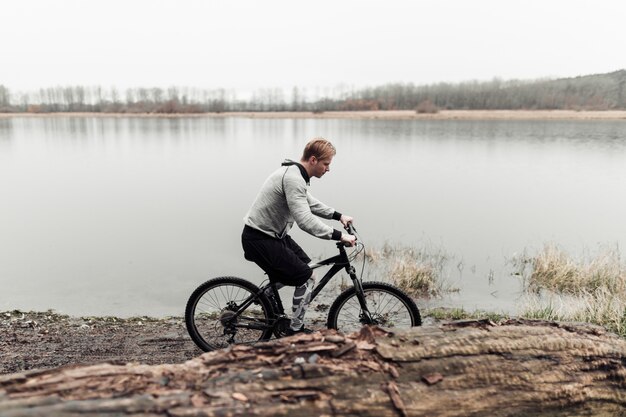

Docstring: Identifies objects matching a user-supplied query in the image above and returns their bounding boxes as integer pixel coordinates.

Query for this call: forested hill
[345,70,626,111]
[1,70,625,113]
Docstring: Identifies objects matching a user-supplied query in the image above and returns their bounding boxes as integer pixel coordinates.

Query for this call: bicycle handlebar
[344,223,357,242]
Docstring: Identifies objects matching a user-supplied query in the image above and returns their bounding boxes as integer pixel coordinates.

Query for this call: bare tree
[291,86,300,111]
[0,85,11,109]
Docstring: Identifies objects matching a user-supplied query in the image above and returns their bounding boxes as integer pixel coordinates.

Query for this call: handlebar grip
[345,223,356,236]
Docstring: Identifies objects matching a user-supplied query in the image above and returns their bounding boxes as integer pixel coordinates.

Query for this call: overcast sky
[2,0,625,93]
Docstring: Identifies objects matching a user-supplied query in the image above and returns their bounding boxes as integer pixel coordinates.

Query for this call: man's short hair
[302,138,336,161]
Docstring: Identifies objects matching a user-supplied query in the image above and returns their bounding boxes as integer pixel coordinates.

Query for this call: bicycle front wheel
[185,277,274,352]
[327,282,421,334]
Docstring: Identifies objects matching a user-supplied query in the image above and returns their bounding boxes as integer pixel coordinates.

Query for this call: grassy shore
[513,244,626,337]
[371,242,626,338]
[2,110,626,120]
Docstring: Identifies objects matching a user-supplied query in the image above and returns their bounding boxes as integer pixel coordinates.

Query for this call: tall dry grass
[516,244,626,337]
[362,243,453,297]
[527,244,626,295]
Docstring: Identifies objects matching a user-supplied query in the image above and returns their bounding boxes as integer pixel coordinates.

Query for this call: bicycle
[185,224,421,351]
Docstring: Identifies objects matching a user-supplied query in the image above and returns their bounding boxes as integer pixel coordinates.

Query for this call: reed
[526,244,626,295]
[362,243,453,297]
[516,244,626,337]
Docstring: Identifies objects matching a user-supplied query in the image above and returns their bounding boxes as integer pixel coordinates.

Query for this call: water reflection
[341,119,626,150]
[0,118,13,145]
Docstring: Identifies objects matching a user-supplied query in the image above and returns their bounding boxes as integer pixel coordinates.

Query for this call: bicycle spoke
[186,278,273,351]
[329,283,419,333]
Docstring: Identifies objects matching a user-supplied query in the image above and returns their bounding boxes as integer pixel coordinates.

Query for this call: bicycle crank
[272,317,292,338]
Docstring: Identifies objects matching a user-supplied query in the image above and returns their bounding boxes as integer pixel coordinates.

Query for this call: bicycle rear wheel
[327,281,421,334]
[185,277,274,351]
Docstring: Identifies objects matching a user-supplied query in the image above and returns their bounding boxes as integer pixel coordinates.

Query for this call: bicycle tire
[185,277,274,351]
[326,281,421,333]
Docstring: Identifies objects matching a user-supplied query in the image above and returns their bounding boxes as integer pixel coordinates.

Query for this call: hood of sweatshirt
[281,159,310,185]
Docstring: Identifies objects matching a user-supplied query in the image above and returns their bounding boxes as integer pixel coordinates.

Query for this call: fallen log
[1,319,625,416]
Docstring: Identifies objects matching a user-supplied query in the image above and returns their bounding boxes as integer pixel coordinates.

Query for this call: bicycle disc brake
[359,310,377,326]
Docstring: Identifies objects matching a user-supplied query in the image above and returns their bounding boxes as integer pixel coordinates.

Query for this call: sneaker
[285,326,314,336]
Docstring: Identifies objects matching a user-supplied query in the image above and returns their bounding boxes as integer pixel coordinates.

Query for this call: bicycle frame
[309,243,369,315]
[228,240,372,331]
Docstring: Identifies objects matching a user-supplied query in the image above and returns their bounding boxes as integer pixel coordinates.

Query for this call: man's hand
[339,214,353,228]
[341,233,357,247]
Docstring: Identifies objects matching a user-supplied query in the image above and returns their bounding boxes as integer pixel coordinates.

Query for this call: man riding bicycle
[242,138,356,335]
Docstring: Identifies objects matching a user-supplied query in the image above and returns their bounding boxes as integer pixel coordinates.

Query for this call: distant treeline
[1,70,624,114]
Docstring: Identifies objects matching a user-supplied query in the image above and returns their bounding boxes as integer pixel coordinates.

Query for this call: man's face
[311,156,332,178]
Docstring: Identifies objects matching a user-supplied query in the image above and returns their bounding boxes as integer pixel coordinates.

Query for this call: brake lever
[343,223,358,248]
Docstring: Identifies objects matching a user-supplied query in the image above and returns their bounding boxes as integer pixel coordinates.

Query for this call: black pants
[241,225,312,287]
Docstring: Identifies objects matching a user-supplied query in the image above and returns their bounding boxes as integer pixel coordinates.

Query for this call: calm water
[1,116,625,317]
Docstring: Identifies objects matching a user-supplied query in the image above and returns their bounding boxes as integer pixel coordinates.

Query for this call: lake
[1,115,625,317]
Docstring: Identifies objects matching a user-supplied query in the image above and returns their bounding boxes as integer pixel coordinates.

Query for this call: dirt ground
[0,309,338,375]
[0,311,203,375]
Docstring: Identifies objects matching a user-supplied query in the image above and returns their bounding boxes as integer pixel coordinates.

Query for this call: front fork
[346,265,374,324]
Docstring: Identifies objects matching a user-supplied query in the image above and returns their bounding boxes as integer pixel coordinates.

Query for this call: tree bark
[1,319,625,417]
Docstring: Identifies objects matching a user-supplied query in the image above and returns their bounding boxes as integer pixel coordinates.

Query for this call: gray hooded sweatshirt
[244,160,342,240]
